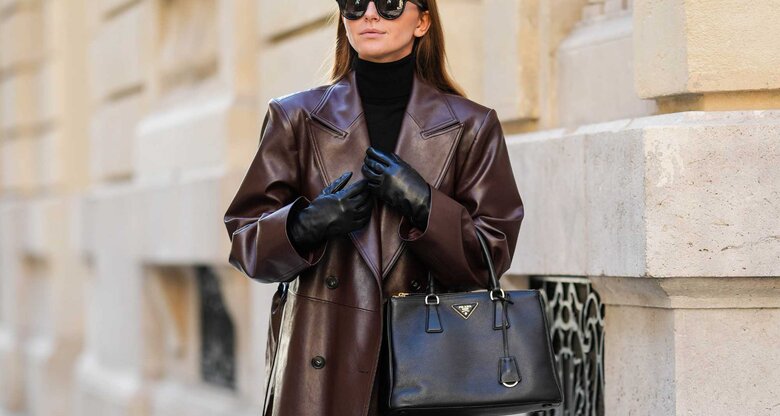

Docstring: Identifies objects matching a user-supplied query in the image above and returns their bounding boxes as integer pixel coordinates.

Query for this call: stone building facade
[0,0,778,415]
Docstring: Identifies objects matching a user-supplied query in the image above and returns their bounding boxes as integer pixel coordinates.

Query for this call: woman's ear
[415,11,431,37]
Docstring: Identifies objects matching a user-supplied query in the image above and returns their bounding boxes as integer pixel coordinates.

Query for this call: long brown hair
[328,0,466,97]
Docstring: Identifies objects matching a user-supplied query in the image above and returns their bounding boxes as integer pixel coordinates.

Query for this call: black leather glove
[361,146,431,229]
[288,171,373,253]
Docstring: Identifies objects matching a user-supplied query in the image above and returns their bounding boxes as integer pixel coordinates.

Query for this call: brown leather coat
[223,68,524,416]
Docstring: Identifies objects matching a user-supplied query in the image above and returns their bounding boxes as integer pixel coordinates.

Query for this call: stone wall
[0,0,777,415]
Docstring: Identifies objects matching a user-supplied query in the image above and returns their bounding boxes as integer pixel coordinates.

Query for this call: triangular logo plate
[451,302,479,320]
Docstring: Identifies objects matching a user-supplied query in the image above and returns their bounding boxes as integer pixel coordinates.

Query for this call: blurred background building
[0,0,778,415]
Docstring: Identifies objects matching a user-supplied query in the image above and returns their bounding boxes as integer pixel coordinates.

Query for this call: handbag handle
[425,227,521,388]
[426,227,505,300]
[422,227,521,387]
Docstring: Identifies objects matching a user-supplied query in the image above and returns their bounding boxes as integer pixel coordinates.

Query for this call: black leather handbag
[382,227,563,415]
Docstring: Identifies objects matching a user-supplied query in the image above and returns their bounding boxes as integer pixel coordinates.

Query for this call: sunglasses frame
[336,0,428,20]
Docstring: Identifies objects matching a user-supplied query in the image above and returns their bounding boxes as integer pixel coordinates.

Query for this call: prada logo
[451,302,479,320]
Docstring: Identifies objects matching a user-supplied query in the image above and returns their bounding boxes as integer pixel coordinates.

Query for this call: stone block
[258,24,334,104]
[592,276,780,415]
[483,0,537,120]
[602,304,675,415]
[81,186,144,370]
[673,308,780,414]
[70,195,91,259]
[0,333,25,411]
[0,70,42,132]
[581,3,604,20]
[73,354,147,416]
[134,175,227,264]
[557,14,657,127]
[0,136,36,191]
[584,121,647,277]
[257,0,334,40]
[157,0,219,92]
[437,0,485,103]
[507,129,588,274]
[19,197,50,258]
[642,112,780,277]
[216,0,259,98]
[134,86,239,181]
[635,0,780,98]
[603,0,625,14]
[591,276,780,309]
[90,2,150,102]
[633,0,688,98]
[590,276,779,416]
[97,0,134,17]
[37,128,61,188]
[0,202,27,412]
[0,128,57,191]
[37,62,56,127]
[534,0,592,128]
[147,379,256,415]
[24,335,83,416]
[90,94,141,181]
[508,111,780,277]
[0,4,43,71]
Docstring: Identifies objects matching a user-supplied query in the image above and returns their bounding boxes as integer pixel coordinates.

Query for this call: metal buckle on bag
[489,288,506,301]
[424,294,440,305]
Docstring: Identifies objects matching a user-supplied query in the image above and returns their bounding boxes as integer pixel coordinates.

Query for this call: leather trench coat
[223,68,525,416]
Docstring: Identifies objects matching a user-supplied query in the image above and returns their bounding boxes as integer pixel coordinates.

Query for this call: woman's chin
[356,47,402,62]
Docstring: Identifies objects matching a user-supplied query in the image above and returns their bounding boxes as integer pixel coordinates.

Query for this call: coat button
[410,279,420,291]
[325,275,339,289]
[311,355,326,369]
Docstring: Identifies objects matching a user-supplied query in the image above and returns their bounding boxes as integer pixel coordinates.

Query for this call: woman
[223,0,525,414]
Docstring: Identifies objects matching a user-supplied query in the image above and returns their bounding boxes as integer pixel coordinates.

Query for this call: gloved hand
[288,171,373,253]
[361,146,431,229]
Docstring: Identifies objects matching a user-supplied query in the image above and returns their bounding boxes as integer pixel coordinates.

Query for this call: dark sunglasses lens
[339,0,408,20]
[377,0,405,19]
[340,0,367,19]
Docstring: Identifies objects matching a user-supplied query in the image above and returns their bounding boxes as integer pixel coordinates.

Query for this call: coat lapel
[307,68,464,286]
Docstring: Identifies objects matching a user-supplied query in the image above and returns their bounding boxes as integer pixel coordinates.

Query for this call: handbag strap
[262,281,289,415]
[426,227,503,296]
[422,226,521,387]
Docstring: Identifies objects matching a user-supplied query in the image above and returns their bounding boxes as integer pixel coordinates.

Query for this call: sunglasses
[336,0,428,20]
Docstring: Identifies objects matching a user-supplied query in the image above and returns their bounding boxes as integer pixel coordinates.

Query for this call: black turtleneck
[354,51,415,154]
[356,52,415,416]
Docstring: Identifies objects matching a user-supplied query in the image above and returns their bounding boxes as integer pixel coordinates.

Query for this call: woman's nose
[363,0,380,19]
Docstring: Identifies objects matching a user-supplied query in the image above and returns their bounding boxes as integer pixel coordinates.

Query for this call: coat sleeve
[397,108,524,292]
[224,99,327,284]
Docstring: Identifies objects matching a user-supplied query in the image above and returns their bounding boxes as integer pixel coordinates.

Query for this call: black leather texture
[362,146,432,230]
[382,229,563,415]
[287,171,373,252]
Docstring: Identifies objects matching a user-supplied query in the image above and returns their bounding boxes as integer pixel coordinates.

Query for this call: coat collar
[307,68,465,287]
[310,68,460,135]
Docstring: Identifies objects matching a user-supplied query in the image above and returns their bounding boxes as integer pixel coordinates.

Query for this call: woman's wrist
[288,207,324,254]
